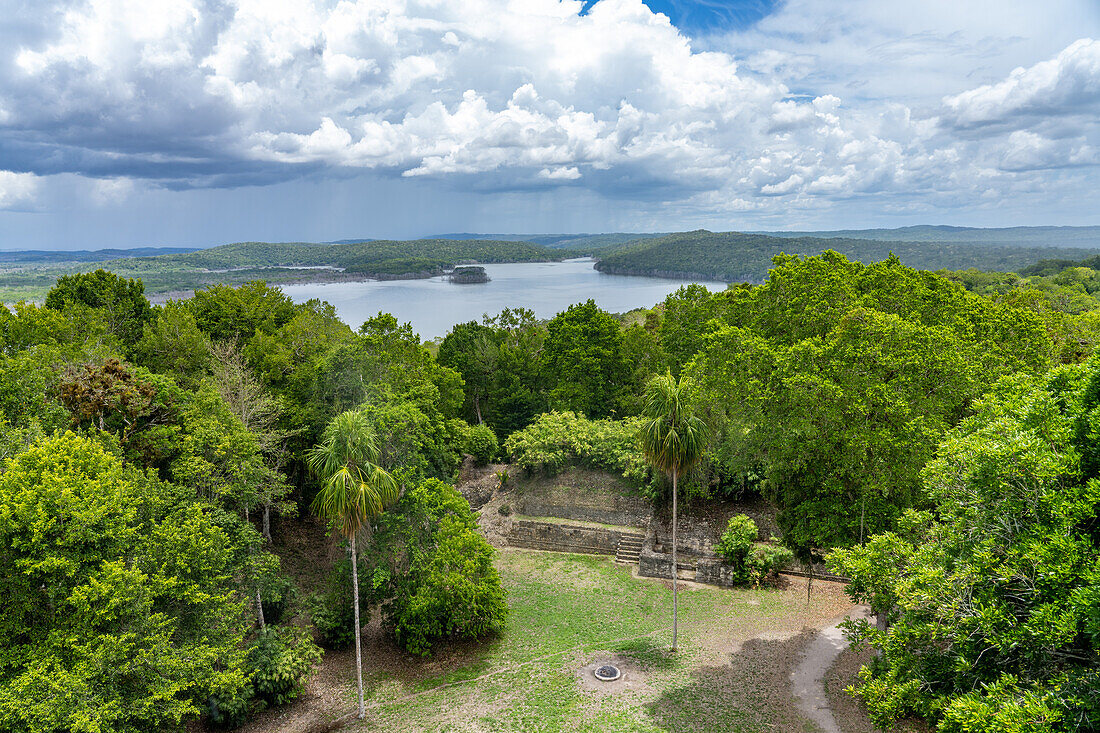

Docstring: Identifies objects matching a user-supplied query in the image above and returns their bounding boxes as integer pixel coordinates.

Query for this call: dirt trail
[790,606,870,733]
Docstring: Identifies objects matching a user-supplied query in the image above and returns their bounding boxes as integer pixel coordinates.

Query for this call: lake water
[280,259,727,339]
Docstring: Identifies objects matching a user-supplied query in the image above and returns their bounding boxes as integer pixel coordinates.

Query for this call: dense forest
[7,228,1100,305]
[1,248,1098,732]
[592,230,1100,282]
[0,239,579,302]
[765,224,1100,247]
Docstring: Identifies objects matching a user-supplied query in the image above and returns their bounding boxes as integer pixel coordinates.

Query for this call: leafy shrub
[466,423,499,465]
[248,625,322,707]
[715,515,757,563]
[260,574,297,625]
[503,411,649,484]
[306,570,356,649]
[715,515,792,586]
[389,515,508,655]
[206,689,251,729]
[366,478,508,655]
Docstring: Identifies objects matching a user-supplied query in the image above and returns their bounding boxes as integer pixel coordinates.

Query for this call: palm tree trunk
[255,586,266,627]
[671,469,678,652]
[350,533,365,719]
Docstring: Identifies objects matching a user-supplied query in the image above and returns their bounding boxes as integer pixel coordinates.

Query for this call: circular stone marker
[594,664,622,682]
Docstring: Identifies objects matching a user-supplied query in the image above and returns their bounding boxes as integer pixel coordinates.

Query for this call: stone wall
[513,469,651,528]
[506,519,641,556]
[638,547,676,580]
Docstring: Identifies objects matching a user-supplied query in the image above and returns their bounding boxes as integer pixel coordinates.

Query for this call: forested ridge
[0,249,1098,732]
[0,238,580,302]
[593,229,1100,282]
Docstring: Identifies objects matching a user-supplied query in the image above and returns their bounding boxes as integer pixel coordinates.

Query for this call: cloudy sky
[1,0,1099,249]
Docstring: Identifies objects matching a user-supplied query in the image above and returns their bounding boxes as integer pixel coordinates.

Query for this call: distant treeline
[0,239,580,300]
[593,230,1100,283]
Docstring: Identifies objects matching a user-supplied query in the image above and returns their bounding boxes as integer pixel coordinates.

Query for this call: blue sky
[1,0,1099,249]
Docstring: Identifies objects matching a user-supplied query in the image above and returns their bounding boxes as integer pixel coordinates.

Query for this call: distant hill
[423,232,667,250]
[0,247,200,263]
[593,230,1100,283]
[758,225,1100,248]
[0,238,584,301]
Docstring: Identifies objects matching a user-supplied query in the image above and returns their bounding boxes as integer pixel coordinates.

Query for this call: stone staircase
[615,533,644,564]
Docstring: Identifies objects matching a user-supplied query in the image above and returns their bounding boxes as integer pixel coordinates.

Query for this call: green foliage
[465,423,499,465]
[438,309,550,434]
[827,364,1100,732]
[0,433,251,733]
[687,252,1052,553]
[715,516,794,587]
[544,300,631,418]
[715,515,757,562]
[306,576,356,649]
[658,284,724,375]
[638,371,708,478]
[503,411,650,486]
[308,410,397,537]
[593,229,1100,283]
[189,281,298,342]
[388,514,508,655]
[247,626,322,707]
[364,478,508,655]
[134,300,212,387]
[45,268,153,347]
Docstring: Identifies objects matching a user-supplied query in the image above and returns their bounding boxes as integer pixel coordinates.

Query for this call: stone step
[614,534,643,564]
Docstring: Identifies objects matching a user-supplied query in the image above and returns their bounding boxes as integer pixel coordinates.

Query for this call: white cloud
[1,0,1098,225]
[942,38,1100,128]
[0,171,39,210]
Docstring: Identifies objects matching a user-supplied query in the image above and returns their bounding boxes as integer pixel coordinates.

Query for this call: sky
[1,0,1099,249]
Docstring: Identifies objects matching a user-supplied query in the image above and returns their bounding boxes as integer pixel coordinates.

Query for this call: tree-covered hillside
[0,239,580,301]
[762,224,1100,248]
[593,230,1100,282]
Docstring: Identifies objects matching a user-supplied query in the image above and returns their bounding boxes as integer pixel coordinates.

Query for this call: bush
[466,423,499,465]
[366,478,508,655]
[503,411,649,485]
[260,574,297,625]
[205,689,251,729]
[715,515,757,563]
[306,568,356,649]
[248,625,322,707]
[389,515,508,655]
[715,515,792,586]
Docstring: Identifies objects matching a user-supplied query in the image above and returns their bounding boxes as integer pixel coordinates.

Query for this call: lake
[280,259,727,339]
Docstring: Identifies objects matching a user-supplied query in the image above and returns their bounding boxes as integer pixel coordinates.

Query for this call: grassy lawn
[339,549,853,733]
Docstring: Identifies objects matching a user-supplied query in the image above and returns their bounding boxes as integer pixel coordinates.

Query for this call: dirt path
[790,606,869,733]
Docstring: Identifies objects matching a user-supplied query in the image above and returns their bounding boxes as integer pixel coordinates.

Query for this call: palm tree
[308,410,398,719]
[638,371,708,652]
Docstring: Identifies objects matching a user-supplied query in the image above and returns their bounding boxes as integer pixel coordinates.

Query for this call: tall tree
[307,411,398,719]
[638,371,708,651]
[211,340,293,539]
[544,300,629,418]
[45,269,153,348]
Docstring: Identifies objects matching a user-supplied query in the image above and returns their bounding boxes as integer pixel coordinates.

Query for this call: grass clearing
[323,549,854,732]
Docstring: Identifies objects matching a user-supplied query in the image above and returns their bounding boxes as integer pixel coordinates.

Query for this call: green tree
[0,432,251,732]
[658,284,722,375]
[544,300,629,418]
[307,410,398,719]
[638,371,708,651]
[363,477,507,655]
[437,320,499,424]
[188,281,297,342]
[829,366,1100,732]
[45,269,153,348]
[133,300,212,388]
